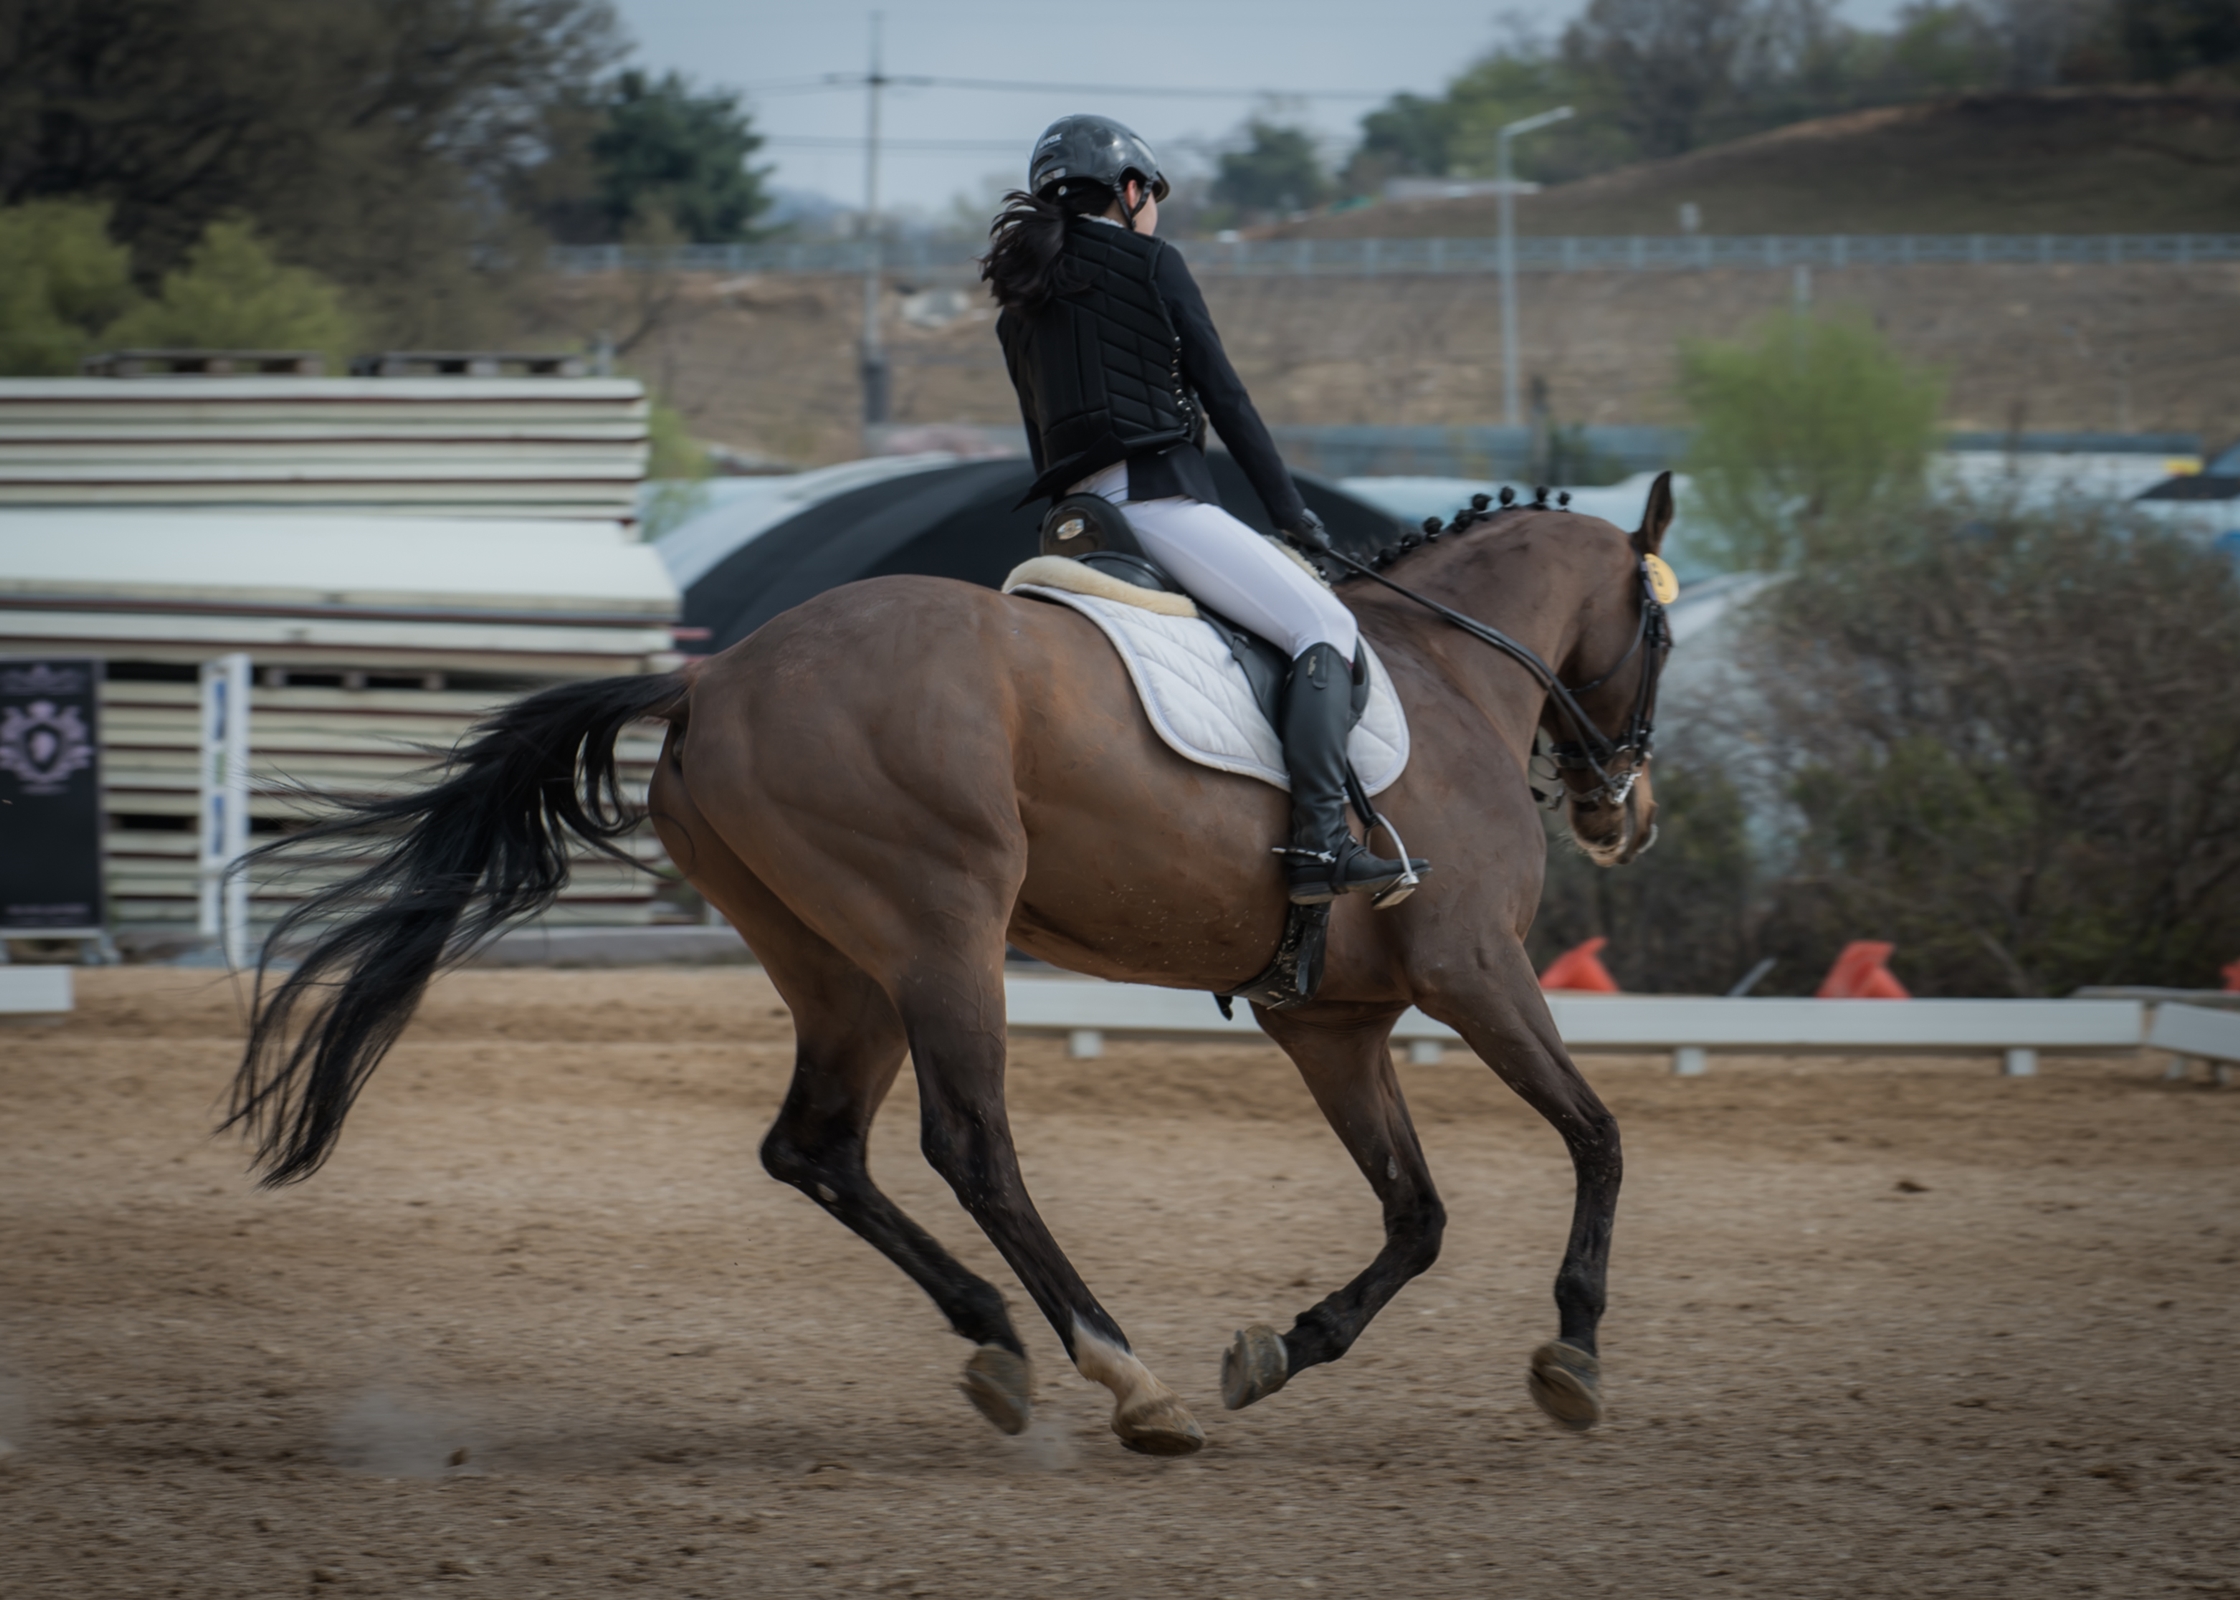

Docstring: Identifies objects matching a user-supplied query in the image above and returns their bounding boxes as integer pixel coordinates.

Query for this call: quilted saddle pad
[1006,583,1409,796]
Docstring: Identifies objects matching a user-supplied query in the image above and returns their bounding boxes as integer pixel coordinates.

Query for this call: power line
[746,72,1390,102]
[764,135,1028,151]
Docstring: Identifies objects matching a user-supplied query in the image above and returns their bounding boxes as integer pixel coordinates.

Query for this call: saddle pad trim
[1010,583,1409,797]
[1003,555,1198,617]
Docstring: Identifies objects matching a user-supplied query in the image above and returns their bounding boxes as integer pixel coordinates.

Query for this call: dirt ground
[3,968,2235,1598]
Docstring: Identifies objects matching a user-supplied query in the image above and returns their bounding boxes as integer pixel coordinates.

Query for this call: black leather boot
[1276,643,1430,905]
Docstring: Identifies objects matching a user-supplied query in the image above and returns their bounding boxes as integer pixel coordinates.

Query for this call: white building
[0,376,681,942]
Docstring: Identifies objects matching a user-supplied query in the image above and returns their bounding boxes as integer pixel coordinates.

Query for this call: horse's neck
[1367,531,1601,742]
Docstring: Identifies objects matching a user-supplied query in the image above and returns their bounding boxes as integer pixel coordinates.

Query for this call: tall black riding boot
[1277,643,1430,905]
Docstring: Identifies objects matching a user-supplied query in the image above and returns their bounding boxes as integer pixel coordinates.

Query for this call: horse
[228,475,1676,1458]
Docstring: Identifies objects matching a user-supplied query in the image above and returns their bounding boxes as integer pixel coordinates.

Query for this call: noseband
[1320,530,1672,812]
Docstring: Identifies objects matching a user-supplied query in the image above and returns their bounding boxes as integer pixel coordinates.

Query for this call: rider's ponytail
[980,184,1112,312]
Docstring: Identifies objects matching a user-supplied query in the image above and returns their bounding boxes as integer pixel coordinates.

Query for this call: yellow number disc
[1644,552,1680,605]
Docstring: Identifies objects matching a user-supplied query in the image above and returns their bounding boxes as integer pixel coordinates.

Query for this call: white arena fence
[1002,976,2240,1080]
[549,233,2240,280]
[6,967,2232,1084]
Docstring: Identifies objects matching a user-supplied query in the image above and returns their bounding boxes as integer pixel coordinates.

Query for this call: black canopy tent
[679,456,1406,655]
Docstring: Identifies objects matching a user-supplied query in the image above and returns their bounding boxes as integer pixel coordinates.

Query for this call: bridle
[1318,517,1672,813]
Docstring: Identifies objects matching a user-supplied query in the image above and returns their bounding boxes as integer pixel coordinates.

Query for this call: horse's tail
[226,671,692,1186]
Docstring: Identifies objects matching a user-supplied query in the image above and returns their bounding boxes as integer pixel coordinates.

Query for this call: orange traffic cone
[1816,940,1910,999]
[1540,937,1622,993]
[2223,958,2240,994]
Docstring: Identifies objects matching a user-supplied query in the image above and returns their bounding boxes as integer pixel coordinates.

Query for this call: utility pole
[859,12,890,437]
[1498,105,1571,429]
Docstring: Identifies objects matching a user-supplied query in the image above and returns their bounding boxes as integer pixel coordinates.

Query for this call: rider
[983,114,1429,906]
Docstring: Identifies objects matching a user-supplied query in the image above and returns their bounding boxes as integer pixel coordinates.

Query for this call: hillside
[1281,90,2240,240]
[535,255,2240,468]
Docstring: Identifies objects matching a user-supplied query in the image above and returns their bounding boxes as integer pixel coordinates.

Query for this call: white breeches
[1075,462,1357,661]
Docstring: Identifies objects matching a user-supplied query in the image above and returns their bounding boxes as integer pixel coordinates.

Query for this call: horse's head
[1546,472,1676,868]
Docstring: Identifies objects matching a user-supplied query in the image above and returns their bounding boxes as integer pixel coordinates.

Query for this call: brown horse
[229,478,1675,1457]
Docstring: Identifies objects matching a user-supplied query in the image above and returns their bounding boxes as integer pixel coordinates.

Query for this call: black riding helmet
[1029,115,1169,225]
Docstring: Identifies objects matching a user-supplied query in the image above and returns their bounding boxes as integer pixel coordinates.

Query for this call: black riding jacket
[997,216,1308,528]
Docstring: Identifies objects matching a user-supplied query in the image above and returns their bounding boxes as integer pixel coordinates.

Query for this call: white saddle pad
[1008,584,1409,795]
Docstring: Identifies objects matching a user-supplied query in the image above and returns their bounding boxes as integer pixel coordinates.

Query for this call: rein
[1320,533,1671,810]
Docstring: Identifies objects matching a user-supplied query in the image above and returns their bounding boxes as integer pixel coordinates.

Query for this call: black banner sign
[0,657,105,932]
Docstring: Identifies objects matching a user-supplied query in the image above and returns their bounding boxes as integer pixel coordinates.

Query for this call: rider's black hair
[979,183,1116,312]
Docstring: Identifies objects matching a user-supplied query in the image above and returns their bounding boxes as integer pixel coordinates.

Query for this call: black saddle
[1037,494,1367,731]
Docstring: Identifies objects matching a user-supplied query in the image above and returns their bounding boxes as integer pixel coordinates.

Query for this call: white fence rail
[550,233,2240,280]
[1004,976,2148,1078]
[0,966,73,1016]
[2148,1003,2240,1085]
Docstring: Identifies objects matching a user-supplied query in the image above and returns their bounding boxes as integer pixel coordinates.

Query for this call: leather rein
[1319,538,1672,811]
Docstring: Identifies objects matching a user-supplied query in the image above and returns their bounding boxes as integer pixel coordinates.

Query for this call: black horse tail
[226,671,691,1186]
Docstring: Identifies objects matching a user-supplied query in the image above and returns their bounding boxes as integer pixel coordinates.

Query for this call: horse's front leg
[1417,940,1621,1431]
[1222,1006,1446,1410]
[899,954,1207,1456]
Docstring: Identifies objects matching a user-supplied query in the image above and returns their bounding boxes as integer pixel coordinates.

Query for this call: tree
[1885,2,2008,93]
[2112,0,2240,80]
[1737,501,2240,995]
[0,0,623,343]
[587,71,770,242]
[0,200,139,373]
[1212,120,1330,217]
[1350,92,1457,182]
[103,220,356,363]
[1347,42,1624,193]
[1677,312,1945,570]
[1560,0,1756,158]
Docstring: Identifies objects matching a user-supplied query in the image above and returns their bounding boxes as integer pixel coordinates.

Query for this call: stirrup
[1274,838,1426,907]
[1364,813,1425,910]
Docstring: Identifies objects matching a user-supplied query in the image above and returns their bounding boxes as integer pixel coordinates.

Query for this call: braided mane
[1328,484,1572,584]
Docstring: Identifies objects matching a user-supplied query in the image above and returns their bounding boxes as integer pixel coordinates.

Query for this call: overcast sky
[611,0,1915,211]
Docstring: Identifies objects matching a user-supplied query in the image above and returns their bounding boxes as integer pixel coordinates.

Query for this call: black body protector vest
[1002,219,1206,504]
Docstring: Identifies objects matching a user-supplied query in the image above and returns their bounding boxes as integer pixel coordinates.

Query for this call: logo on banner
[0,699,95,794]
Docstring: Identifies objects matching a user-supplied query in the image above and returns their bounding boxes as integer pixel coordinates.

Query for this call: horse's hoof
[959,1345,1032,1436]
[1527,1340,1603,1432]
[1220,1323,1290,1410]
[1114,1390,1206,1456]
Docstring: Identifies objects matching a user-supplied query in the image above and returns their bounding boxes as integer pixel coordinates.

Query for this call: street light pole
[859,11,890,437]
[1498,105,1572,429]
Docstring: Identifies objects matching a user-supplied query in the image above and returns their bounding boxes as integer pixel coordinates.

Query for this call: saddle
[1033,495,1373,1014]
[1036,494,1369,736]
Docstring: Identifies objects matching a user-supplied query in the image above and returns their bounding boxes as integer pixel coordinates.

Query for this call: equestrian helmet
[1029,115,1170,205]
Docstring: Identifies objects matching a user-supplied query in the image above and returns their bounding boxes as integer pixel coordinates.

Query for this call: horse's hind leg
[1223,1008,1446,1411]
[895,946,1206,1456]
[1417,942,1621,1432]
[649,773,1034,1433]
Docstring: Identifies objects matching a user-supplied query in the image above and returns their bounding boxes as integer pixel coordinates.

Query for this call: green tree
[0,201,141,374]
[1351,93,1456,181]
[589,71,770,242]
[103,221,356,364]
[1213,121,1330,217]
[1885,3,2007,92]
[1348,45,1623,193]
[1441,50,1615,183]
[1677,312,1944,570]
[0,0,622,345]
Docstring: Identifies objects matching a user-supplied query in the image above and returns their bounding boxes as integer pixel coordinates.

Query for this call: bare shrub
[1735,499,2240,995]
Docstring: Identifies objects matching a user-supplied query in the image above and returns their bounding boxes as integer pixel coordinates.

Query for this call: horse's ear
[1631,470,1674,557]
